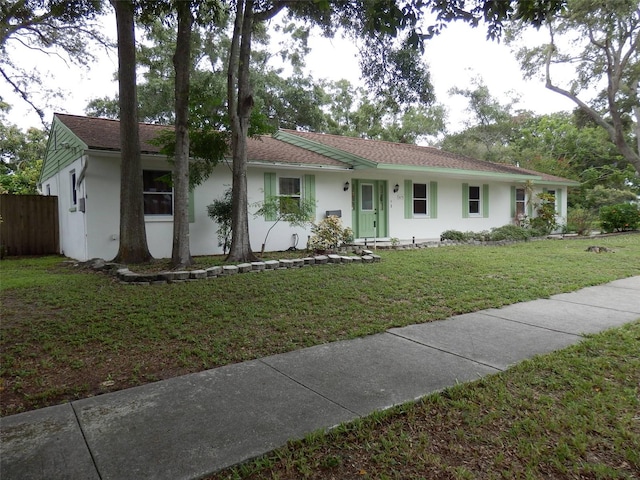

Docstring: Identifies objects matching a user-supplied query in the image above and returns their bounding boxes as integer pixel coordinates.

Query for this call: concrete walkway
[2,277,639,480]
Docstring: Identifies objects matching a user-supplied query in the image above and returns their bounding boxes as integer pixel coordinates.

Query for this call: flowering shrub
[530,192,557,234]
[307,215,352,252]
[599,203,640,233]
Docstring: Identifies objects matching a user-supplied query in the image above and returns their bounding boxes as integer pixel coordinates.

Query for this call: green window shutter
[527,201,533,218]
[462,183,469,218]
[264,172,276,221]
[556,188,563,216]
[429,181,438,219]
[510,186,516,218]
[188,189,195,223]
[404,180,413,219]
[482,184,490,218]
[303,174,316,218]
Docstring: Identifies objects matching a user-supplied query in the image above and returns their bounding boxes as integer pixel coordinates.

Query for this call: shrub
[440,230,469,242]
[532,192,558,234]
[207,189,233,254]
[599,203,640,233]
[566,207,596,235]
[307,216,351,252]
[488,225,532,241]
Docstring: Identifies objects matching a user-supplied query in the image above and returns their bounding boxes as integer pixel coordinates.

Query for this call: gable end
[40,116,88,184]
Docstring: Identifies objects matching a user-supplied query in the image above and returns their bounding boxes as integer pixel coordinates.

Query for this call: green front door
[353,180,388,239]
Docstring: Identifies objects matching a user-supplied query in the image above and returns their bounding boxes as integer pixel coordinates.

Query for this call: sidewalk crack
[257,359,360,417]
[70,402,103,480]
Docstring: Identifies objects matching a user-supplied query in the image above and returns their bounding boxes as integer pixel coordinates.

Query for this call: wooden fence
[0,195,59,257]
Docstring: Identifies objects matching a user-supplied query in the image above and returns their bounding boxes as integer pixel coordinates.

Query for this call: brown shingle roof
[55,113,348,167]
[281,129,535,177]
[54,114,577,184]
[56,113,170,154]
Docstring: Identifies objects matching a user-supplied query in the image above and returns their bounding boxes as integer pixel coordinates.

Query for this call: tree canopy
[1,0,109,123]
[509,0,640,173]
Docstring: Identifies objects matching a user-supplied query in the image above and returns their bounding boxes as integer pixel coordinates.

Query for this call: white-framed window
[413,183,428,216]
[515,187,526,217]
[70,170,77,206]
[468,185,481,216]
[143,170,173,215]
[278,176,301,211]
[46,184,51,196]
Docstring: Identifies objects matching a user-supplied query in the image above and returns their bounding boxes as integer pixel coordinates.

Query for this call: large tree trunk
[171,0,193,268]
[226,0,258,263]
[225,0,285,263]
[111,0,152,264]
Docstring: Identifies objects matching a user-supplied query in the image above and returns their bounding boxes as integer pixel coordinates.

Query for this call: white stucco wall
[54,157,88,260]
[56,151,570,261]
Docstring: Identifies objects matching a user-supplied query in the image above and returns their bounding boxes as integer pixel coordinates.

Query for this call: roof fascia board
[248,161,352,171]
[539,179,581,187]
[376,163,540,181]
[273,130,378,169]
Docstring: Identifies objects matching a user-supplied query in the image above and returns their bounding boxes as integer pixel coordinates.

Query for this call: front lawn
[1,234,639,416]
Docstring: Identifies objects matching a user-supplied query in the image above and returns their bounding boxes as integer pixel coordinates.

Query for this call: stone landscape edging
[83,251,382,286]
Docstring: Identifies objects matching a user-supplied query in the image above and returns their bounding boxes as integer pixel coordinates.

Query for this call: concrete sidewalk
[2,277,639,480]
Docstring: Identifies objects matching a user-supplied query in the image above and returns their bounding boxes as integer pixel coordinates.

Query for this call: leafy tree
[441,78,520,163]
[0,0,108,123]
[0,109,46,194]
[322,80,445,143]
[253,196,315,255]
[510,0,640,174]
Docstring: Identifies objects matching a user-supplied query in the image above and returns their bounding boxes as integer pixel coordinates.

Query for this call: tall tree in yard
[171,0,193,268]
[111,0,152,264]
[226,0,285,263]
[510,0,640,174]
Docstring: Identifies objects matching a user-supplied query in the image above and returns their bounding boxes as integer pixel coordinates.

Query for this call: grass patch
[209,322,640,479]
[1,235,639,416]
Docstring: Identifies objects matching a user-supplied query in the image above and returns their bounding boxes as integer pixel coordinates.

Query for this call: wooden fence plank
[0,195,59,256]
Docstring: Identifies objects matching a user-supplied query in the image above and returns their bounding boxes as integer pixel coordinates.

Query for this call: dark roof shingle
[54,113,578,184]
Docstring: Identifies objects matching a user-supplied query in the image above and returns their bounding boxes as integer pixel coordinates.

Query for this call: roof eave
[376,163,541,181]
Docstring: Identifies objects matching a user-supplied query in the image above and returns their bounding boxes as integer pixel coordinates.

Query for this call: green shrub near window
[441,225,541,243]
[440,230,469,242]
[599,203,640,233]
[488,225,532,241]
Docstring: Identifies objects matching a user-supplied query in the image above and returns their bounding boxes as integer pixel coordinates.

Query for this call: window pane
[469,200,480,214]
[516,188,525,201]
[144,193,173,215]
[414,199,427,214]
[144,170,172,215]
[143,170,171,192]
[469,186,480,200]
[279,196,300,213]
[413,183,427,199]
[279,177,300,196]
[361,184,373,211]
[70,171,77,205]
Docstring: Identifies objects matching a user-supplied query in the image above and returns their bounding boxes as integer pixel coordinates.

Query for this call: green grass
[1,234,639,416]
[209,322,640,479]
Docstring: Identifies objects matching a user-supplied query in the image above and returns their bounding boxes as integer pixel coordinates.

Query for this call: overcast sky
[4,14,576,137]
